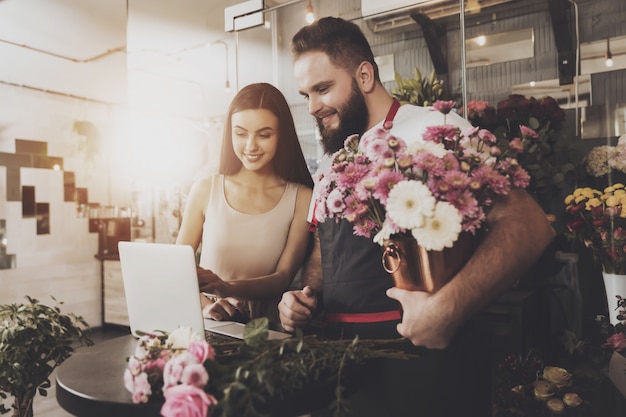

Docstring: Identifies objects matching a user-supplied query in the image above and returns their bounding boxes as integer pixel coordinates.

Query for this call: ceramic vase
[602,272,626,326]
[382,232,474,292]
[608,351,626,399]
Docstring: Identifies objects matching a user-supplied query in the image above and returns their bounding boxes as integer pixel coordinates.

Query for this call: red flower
[606,332,626,351]
[567,218,585,232]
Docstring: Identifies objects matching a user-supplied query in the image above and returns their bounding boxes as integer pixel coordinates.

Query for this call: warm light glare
[605,38,614,67]
[264,20,271,29]
[52,163,61,171]
[475,35,486,46]
[305,0,314,24]
[529,81,536,87]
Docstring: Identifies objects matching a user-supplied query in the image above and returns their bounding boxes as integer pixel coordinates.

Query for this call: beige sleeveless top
[199,175,299,319]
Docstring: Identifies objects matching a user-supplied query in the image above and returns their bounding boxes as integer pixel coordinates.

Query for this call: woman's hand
[196,267,230,295]
[202,297,250,321]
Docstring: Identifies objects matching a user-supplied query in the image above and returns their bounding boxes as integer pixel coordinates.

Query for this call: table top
[56,335,162,417]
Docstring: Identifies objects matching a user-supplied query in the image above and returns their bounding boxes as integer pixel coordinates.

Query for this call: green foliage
[391,67,445,107]
[0,296,93,415]
[206,329,415,417]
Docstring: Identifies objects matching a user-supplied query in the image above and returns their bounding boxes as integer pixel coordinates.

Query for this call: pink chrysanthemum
[443,170,470,190]
[415,152,447,177]
[336,160,370,189]
[373,170,405,205]
[431,100,457,115]
[422,125,460,144]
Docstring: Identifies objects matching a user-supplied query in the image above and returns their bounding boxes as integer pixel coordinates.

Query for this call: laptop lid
[118,241,205,337]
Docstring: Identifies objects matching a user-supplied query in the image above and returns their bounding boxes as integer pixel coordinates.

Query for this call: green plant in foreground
[0,296,93,417]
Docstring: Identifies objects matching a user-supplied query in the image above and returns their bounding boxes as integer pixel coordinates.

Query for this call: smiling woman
[175,82,314,324]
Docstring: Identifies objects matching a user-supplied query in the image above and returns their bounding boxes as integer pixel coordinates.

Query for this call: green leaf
[243,318,270,348]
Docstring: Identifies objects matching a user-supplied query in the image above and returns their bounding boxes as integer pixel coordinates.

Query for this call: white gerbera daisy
[408,140,448,158]
[411,201,462,251]
[386,180,436,229]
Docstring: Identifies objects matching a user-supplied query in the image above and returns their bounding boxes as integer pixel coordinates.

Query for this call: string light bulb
[605,38,614,67]
[305,0,315,24]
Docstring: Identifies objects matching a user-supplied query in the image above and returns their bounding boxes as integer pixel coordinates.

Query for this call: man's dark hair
[291,16,380,81]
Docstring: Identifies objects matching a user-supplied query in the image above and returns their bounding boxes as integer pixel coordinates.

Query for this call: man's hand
[278,286,317,333]
[386,287,458,349]
[203,297,249,321]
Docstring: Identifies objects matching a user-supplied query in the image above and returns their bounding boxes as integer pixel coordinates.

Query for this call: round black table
[56,335,162,417]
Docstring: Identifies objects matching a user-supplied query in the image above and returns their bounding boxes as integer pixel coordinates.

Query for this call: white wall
[0,82,128,327]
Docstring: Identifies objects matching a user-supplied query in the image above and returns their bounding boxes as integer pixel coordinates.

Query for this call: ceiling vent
[362,0,517,33]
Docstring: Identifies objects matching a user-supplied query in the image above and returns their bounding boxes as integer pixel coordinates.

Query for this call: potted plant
[391,67,445,107]
[0,296,93,417]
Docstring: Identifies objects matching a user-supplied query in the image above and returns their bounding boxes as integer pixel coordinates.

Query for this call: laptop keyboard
[204,329,238,344]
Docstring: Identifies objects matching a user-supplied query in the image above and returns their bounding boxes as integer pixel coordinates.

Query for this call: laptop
[118,241,290,340]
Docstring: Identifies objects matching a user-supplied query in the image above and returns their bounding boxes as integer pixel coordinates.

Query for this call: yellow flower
[605,185,616,193]
[564,194,575,205]
[585,198,602,210]
[575,195,587,204]
[606,195,621,207]
[614,183,625,189]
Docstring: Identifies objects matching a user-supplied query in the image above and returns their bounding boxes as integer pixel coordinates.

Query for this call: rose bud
[546,398,565,414]
[590,205,605,217]
[569,203,584,215]
[490,146,501,157]
[566,218,585,232]
[533,380,555,401]
[563,392,583,407]
[543,366,573,388]
[592,217,606,227]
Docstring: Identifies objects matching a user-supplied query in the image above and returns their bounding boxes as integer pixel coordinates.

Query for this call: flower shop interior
[1,0,626,416]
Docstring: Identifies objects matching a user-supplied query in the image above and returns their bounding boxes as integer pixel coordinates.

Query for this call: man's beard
[317,79,369,155]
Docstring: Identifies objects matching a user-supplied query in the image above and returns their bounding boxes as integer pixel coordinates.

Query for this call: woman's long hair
[219,82,314,189]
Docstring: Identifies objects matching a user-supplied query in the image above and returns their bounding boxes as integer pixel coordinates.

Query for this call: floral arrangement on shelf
[493,350,596,417]
[584,134,626,181]
[313,100,530,251]
[466,95,581,212]
[123,318,415,417]
[564,183,626,274]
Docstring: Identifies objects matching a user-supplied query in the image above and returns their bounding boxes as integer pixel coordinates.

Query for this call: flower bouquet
[123,318,415,417]
[313,100,530,290]
[466,95,581,213]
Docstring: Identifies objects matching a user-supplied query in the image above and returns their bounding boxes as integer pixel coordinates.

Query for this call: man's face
[294,51,368,155]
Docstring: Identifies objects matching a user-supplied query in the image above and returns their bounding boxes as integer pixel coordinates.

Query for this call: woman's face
[231,108,279,173]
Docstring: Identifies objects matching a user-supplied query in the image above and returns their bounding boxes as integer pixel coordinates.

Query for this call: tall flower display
[564,184,626,275]
[314,100,530,252]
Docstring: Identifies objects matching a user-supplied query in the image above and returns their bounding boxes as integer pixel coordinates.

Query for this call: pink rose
[181,363,209,388]
[606,333,626,351]
[163,352,196,390]
[187,341,215,363]
[161,384,217,417]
